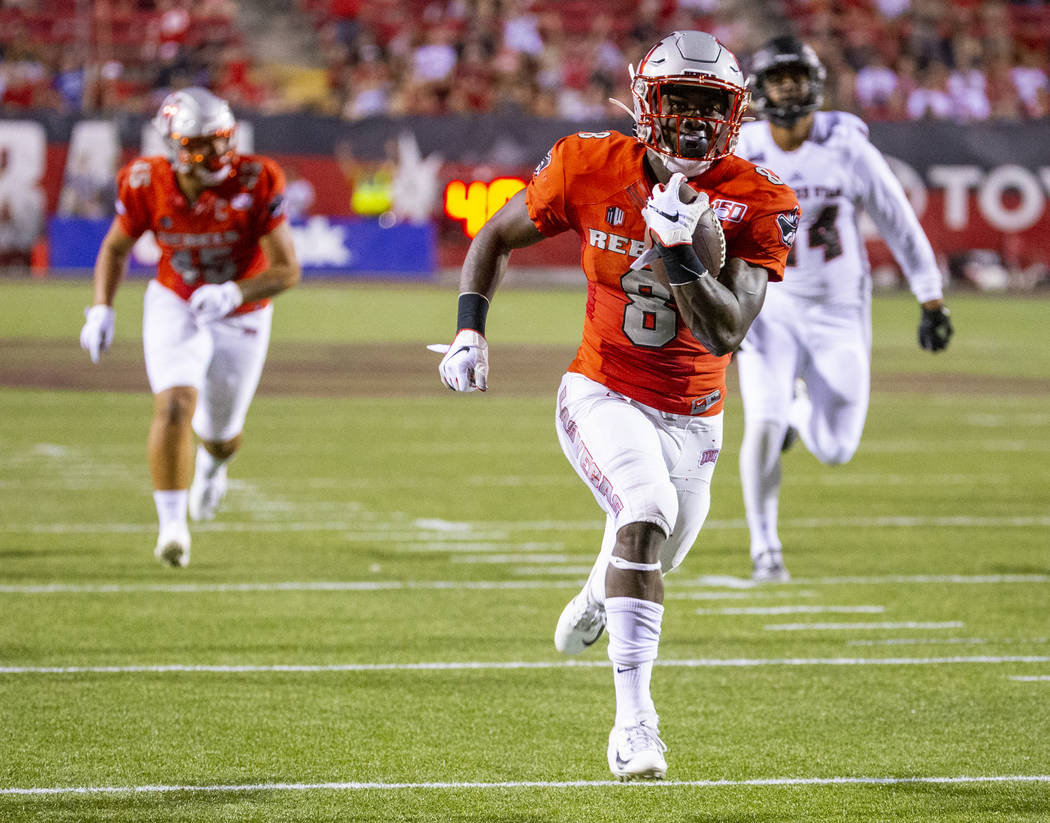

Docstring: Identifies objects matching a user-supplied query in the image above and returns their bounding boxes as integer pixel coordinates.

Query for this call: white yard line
[2,655,1048,675]
[764,621,965,632]
[1,574,1047,595]
[4,514,1050,534]
[1009,675,1050,682]
[849,637,1049,646]
[697,606,885,616]
[451,554,587,564]
[668,590,819,600]
[0,581,578,594]
[2,774,1049,797]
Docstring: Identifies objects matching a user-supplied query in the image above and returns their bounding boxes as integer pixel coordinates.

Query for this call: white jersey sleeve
[844,128,944,303]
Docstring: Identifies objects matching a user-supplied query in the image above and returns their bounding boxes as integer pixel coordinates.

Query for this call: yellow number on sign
[444,178,526,237]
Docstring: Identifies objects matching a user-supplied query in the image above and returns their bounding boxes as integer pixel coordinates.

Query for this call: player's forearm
[459,232,510,301]
[459,190,544,300]
[668,257,766,356]
[92,244,129,306]
[236,262,301,303]
[672,280,749,355]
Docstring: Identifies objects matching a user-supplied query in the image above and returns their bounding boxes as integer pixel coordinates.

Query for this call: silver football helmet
[153,87,237,185]
[630,31,749,174]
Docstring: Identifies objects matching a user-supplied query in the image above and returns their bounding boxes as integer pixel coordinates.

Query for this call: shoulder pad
[810,110,869,147]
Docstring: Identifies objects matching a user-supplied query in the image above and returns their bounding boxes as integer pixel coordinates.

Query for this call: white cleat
[554,590,606,654]
[189,470,227,522]
[607,716,667,780]
[154,523,191,568]
[752,549,790,583]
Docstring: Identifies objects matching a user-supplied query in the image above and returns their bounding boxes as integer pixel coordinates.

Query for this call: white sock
[606,596,663,727]
[154,490,188,531]
[739,420,783,560]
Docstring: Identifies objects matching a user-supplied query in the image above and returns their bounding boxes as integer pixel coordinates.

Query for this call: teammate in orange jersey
[433,31,799,779]
[79,87,301,568]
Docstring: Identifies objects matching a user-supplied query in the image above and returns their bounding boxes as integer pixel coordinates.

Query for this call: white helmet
[630,31,749,174]
[153,87,237,185]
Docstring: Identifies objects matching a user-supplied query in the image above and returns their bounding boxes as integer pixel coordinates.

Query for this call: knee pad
[619,478,678,538]
[815,441,859,466]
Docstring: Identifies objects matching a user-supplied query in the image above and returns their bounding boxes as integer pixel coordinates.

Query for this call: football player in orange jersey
[79,87,301,569]
[433,31,800,779]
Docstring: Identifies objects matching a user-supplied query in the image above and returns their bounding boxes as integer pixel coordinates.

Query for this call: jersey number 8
[620,270,677,348]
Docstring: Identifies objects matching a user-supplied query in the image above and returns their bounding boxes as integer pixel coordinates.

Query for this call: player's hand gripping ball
[641,172,726,281]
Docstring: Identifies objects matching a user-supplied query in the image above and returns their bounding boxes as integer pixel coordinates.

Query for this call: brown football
[649,181,726,287]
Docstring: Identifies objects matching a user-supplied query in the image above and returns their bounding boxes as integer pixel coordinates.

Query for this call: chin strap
[191,163,233,186]
[658,154,714,178]
[608,96,636,121]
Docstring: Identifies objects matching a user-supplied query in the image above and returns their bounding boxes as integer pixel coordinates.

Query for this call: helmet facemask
[622,31,750,176]
[154,88,238,186]
[634,75,748,163]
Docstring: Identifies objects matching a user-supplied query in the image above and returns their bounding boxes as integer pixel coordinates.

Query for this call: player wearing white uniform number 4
[733,37,954,582]
[79,87,301,568]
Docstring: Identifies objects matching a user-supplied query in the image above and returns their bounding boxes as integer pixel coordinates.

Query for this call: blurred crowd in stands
[1,0,1047,121]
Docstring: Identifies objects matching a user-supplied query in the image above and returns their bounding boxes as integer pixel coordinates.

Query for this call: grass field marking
[764,621,965,632]
[1009,675,1050,682]
[861,439,1050,453]
[400,541,566,553]
[452,553,590,564]
[1,574,1047,595]
[777,515,1050,529]
[668,590,819,600]
[0,580,579,594]
[696,606,885,616]
[4,655,1050,675]
[3,774,1050,797]
[805,472,1043,487]
[512,565,595,575]
[850,637,1048,646]
[6,514,1049,535]
[793,574,1050,585]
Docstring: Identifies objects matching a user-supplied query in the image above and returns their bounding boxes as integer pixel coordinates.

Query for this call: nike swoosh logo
[651,207,680,222]
[616,665,638,674]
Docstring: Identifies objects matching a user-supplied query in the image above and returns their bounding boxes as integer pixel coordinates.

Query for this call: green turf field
[1,279,1048,821]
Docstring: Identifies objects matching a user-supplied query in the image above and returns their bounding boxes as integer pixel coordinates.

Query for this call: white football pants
[555,372,723,604]
[143,279,272,443]
[735,286,871,557]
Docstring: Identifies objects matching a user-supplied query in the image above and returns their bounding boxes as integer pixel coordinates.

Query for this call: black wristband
[457,292,490,335]
[655,243,708,286]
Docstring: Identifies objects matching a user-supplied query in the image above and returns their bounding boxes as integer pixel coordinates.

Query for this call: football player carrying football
[734,37,953,584]
[80,87,301,568]
[435,31,799,779]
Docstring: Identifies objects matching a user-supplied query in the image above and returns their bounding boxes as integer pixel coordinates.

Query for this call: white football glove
[80,305,116,364]
[428,329,489,392]
[642,171,711,247]
[190,281,244,324]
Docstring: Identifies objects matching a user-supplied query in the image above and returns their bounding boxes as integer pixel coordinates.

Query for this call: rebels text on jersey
[526,131,799,417]
[115,155,287,314]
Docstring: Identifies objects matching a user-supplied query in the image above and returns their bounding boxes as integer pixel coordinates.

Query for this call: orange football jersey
[115,154,287,314]
[526,130,799,416]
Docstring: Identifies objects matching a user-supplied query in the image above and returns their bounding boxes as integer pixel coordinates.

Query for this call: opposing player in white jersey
[733,37,954,582]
